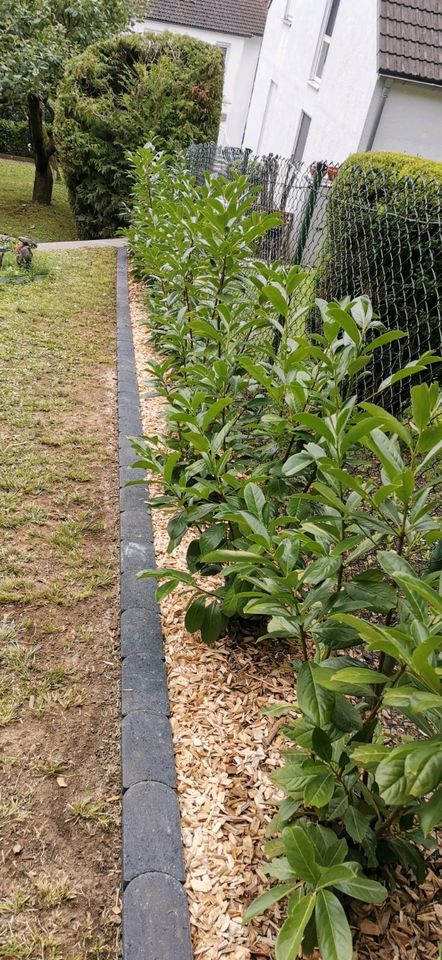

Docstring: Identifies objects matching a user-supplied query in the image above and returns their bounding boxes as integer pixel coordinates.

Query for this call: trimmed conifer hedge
[54,32,223,239]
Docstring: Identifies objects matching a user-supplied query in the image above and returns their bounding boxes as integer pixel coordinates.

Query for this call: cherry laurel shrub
[128,145,442,960]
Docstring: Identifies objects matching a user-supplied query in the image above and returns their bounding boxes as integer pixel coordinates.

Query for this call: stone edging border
[116,247,193,959]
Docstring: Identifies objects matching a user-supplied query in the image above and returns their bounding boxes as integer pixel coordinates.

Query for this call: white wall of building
[244,0,379,161]
[135,19,261,147]
[372,81,442,161]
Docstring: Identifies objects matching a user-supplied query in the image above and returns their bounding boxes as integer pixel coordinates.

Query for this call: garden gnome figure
[16,236,37,269]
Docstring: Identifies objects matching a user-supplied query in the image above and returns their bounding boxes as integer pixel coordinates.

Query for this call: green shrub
[54,32,223,239]
[127,146,442,959]
[317,151,442,408]
[0,118,32,157]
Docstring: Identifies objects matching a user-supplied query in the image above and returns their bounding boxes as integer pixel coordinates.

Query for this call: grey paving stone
[122,709,176,789]
[121,654,168,716]
[123,783,185,883]
[120,569,156,613]
[120,465,145,487]
[121,540,155,573]
[120,608,164,660]
[118,362,137,382]
[118,406,140,425]
[120,510,152,544]
[117,333,135,351]
[120,439,138,467]
[123,873,192,960]
[119,481,146,514]
[118,401,141,429]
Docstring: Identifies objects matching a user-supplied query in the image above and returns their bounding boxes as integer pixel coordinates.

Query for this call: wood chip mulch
[129,280,441,960]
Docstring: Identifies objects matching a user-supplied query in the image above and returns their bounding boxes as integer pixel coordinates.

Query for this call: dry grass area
[130,280,442,960]
[0,251,120,959]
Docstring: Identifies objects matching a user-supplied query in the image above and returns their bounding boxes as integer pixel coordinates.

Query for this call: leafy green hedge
[54,32,223,239]
[317,151,442,406]
[127,145,442,960]
[0,118,32,157]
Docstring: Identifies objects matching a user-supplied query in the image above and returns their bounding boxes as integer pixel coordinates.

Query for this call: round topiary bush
[54,32,223,239]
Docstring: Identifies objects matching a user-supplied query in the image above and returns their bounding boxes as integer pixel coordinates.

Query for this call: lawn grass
[0,250,121,958]
[0,158,77,242]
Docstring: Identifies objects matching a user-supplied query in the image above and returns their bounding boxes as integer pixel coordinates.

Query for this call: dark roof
[146,0,267,37]
[378,0,442,85]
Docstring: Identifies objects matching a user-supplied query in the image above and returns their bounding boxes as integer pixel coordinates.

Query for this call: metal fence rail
[187,142,334,267]
[187,142,442,409]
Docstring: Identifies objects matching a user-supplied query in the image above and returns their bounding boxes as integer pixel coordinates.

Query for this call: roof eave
[378,67,442,89]
[146,13,264,38]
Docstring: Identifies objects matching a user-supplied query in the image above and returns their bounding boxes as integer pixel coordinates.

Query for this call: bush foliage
[128,145,442,960]
[317,151,442,406]
[54,33,223,238]
[0,118,32,157]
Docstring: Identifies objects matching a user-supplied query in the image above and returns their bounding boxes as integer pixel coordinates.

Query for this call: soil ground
[0,250,120,959]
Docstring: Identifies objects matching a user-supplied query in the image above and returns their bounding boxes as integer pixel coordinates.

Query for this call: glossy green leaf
[244,482,266,518]
[312,728,332,762]
[316,864,356,889]
[275,893,316,960]
[315,889,353,960]
[297,662,334,726]
[243,881,299,923]
[420,787,442,837]
[184,596,207,633]
[282,825,320,883]
[334,872,388,903]
[343,806,372,843]
[304,772,334,808]
[329,667,391,686]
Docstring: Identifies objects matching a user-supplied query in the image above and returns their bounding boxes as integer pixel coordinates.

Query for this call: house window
[216,43,229,63]
[292,110,311,161]
[311,0,340,83]
[257,80,278,154]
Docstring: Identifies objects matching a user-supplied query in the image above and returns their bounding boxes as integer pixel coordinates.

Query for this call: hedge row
[54,32,223,239]
[318,151,442,407]
[0,118,32,157]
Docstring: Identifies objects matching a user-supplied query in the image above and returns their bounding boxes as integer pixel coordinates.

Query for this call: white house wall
[372,81,442,161]
[135,19,261,147]
[243,0,379,161]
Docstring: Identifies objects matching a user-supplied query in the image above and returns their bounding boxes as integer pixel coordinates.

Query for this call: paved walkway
[38,238,128,250]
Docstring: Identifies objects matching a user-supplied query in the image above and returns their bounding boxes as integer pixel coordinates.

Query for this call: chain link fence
[187,142,442,410]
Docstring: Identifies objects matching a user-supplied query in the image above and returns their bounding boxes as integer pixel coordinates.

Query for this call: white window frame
[311,0,340,85]
[283,0,294,25]
[292,110,311,162]
[216,42,230,67]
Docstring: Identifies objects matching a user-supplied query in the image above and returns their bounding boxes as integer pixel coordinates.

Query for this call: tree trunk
[28,93,55,206]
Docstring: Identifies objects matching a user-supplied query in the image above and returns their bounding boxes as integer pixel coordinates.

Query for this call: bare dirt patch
[0,250,120,959]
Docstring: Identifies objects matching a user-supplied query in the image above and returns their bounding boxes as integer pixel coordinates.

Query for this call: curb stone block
[123,873,192,960]
[121,654,169,716]
[119,465,145,486]
[122,709,176,789]
[123,782,185,883]
[121,540,155,573]
[119,483,146,514]
[120,569,156,613]
[117,247,191,957]
[120,510,153,544]
[120,609,164,660]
